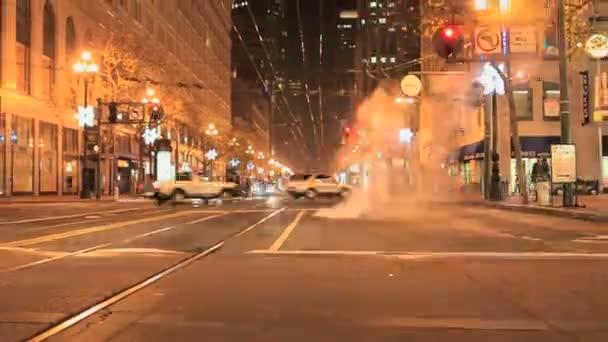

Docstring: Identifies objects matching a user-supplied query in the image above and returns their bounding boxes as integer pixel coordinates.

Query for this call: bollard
[114,185,120,201]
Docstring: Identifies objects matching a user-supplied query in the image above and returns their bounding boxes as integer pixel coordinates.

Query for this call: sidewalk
[458,193,608,222]
[0,194,146,204]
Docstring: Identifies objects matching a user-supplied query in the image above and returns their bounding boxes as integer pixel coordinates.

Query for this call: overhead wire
[295,0,319,146]
[243,2,308,144]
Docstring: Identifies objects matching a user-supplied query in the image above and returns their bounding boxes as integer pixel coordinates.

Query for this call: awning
[460,140,484,161]
[512,136,560,158]
[457,136,561,161]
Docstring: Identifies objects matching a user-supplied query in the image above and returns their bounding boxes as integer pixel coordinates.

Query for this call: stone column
[54,1,66,102]
[0,0,17,89]
[6,114,12,196]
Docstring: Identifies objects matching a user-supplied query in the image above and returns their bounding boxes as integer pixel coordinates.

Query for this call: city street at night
[0,198,607,341]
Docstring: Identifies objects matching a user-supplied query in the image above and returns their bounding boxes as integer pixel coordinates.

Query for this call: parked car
[287,174,351,199]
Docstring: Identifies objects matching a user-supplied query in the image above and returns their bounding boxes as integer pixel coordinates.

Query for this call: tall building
[355,0,421,97]
[0,0,231,196]
[419,0,608,194]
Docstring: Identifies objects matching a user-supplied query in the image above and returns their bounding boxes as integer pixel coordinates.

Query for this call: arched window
[43,0,56,59]
[16,0,31,93]
[42,0,56,99]
[16,0,30,46]
[65,17,76,61]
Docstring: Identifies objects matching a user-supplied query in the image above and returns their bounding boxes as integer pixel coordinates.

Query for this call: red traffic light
[433,25,463,59]
[151,104,160,112]
[442,26,456,39]
[344,126,351,134]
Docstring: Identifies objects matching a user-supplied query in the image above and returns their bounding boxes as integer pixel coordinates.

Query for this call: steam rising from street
[315,82,466,220]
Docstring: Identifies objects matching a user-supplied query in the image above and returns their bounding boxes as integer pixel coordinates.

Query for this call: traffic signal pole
[558,0,575,207]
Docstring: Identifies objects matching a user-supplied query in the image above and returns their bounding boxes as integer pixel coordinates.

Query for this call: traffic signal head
[433,25,464,59]
[149,104,164,123]
[108,102,118,124]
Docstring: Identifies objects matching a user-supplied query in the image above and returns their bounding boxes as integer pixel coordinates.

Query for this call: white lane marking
[187,213,229,225]
[268,211,306,251]
[249,249,608,260]
[235,208,286,237]
[0,207,148,225]
[84,248,185,256]
[368,317,548,331]
[3,213,226,272]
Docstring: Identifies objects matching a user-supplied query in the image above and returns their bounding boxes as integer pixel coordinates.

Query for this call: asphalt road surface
[0,196,607,341]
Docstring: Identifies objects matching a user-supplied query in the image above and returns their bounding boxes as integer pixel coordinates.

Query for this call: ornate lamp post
[73,51,98,199]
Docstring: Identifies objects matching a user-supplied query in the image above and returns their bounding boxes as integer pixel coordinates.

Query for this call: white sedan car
[286,174,351,199]
[155,174,237,204]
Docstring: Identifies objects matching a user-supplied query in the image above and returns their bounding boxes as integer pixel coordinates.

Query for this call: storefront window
[39,121,57,193]
[63,128,79,194]
[0,113,5,195]
[11,116,34,193]
[513,83,533,119]
[543,82,560,120]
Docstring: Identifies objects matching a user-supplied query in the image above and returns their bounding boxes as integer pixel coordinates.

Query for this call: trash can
[537,181,551,206]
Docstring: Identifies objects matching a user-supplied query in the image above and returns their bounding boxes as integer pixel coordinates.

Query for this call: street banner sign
[551,144,576,184]
[581,71,590,125]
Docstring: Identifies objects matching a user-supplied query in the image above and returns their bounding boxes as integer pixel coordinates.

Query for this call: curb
[463,201,608,223]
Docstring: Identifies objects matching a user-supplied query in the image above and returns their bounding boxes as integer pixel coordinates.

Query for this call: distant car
[155,173,238,204]
[287,174,351,199]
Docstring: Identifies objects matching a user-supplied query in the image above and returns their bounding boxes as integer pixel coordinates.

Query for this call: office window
[543,82,560,120]
[11,116,34,193]
[513,83,533,120]
[39,122,58,193]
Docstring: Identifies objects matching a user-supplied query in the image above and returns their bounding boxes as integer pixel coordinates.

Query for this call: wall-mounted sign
[509,26,537,53]
[475,27,502,55]
[551,144,576,184]
[75,106,95,127]
[585,34,608,59]
[117,159,130,168]
[400,75,422,97]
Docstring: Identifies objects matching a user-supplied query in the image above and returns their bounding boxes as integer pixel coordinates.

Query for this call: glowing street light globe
[206,149,218,160]
[142,127,159,145]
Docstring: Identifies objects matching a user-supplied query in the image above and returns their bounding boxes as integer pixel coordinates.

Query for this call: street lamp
[205,123,219,136]
[73,51,98,199]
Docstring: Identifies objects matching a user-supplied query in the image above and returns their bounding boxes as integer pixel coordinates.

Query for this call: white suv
[287,174,351,199]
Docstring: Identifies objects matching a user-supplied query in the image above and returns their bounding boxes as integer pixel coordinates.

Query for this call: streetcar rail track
[2,213,228,273]
[26,207,285,342]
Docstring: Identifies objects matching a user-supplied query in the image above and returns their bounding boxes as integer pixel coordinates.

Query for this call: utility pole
[558,0,575,206]
[95,99,102,200]
[80,79,90,199]
[483,95,491,200]
[269,85,275,157]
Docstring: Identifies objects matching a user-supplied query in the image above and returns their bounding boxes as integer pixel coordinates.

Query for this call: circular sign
[400,75,422,97]
[585,34,608,59]
[476,29,500,52]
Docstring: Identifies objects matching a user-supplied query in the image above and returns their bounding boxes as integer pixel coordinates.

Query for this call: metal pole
[175,128,180,178]
[483,95,491,200]
[95,100,102,200]
[269,87,274,157]
[558,0,575,206]
[490,91,501,200]
[80,79,89,199]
